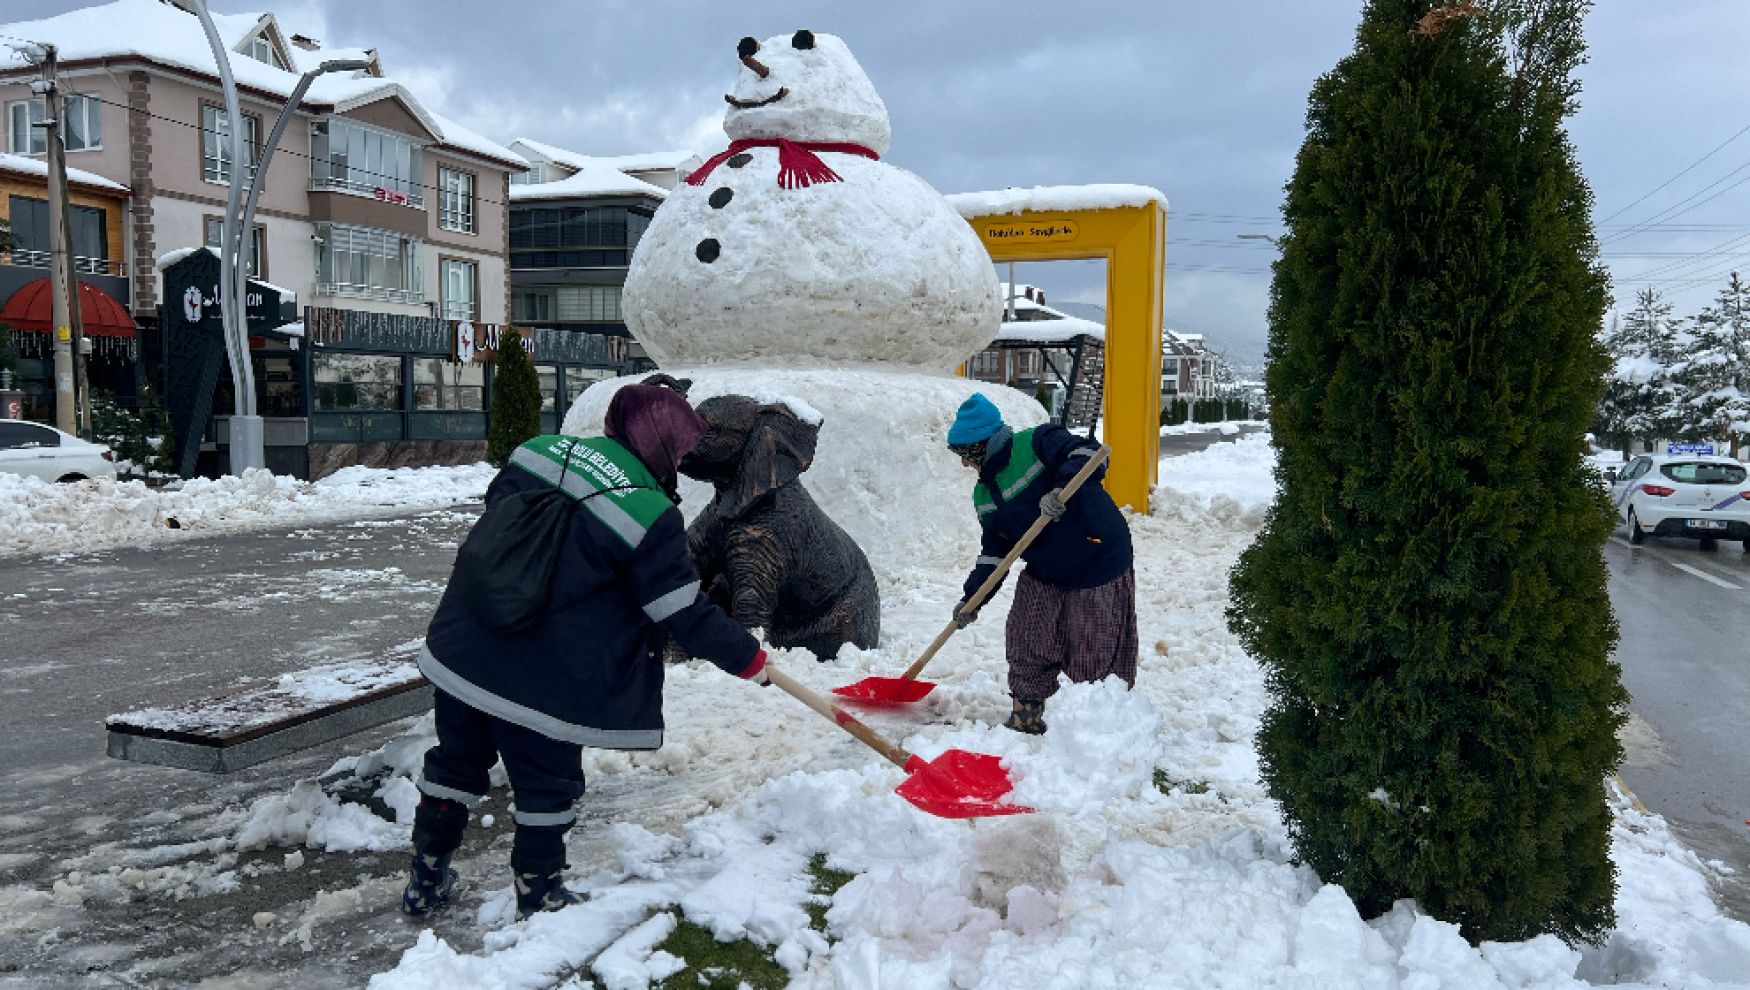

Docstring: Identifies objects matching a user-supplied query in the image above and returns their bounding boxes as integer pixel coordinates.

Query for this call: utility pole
[34,43,78,435]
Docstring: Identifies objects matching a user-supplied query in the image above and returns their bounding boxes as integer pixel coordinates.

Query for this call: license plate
[1685,519,1727,530]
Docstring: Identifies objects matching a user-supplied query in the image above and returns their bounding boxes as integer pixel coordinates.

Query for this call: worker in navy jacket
[403,384,769,920]
[947,393,1137,734]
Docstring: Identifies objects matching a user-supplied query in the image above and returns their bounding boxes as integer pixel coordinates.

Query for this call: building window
[438,167,476,233]
[554,285,622,323]
[1163,358,1178,377]
[413,358,483,411]
[440,259,478,320]
[970,350,1001,375]
[7,195,107,269]
[513,290,554,323]
[316,224,422,303]
[314,353,402,411]
[8,95,102,154]
[201,104,259,183]
[310,118,424,206]
[246,33,286,69]
[203,217,265,277]
[509,206,652,268]
[509,164,544,186]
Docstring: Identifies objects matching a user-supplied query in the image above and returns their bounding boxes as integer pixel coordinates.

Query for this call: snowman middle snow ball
[623,30,1000,371]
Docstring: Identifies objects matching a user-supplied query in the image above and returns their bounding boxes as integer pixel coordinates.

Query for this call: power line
[1601,155,1750,245]
[1595,122,1750,225]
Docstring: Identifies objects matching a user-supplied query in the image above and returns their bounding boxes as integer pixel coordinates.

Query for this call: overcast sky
[15,1,1750,369]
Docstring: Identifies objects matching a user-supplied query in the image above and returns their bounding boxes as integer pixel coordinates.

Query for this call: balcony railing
[316,281,424,305]
[2,247,127,278]
[309,176,426,209]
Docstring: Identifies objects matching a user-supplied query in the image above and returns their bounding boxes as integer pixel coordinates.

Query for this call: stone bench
[106,656,432,773]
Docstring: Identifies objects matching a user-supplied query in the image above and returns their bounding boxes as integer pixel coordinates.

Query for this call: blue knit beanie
[947,393,1004,444]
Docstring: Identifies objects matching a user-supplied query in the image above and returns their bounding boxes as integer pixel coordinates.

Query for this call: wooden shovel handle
[766,667,915,770]
[900,444,1112,682]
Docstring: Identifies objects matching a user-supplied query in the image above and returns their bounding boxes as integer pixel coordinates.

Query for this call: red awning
[0,278,137,338]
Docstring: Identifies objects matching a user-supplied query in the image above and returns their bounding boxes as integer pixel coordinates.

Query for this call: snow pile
[1153,429,1277,520]
[356,429,1750,989]
[947,184,1168,218]
[0,463,494,558]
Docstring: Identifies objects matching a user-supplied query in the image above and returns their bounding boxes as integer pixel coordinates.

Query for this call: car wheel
[1627,508,1646,545]
[55,474,87,483]
[1699,537,1719,551]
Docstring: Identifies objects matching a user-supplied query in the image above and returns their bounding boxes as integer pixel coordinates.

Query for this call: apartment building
[0,0,530,475]
[503,139,698,429]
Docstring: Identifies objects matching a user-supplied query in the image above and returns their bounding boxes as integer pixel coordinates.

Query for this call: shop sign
[981,220,1080,245]
[373,187,411,206]
[451,322,528,364]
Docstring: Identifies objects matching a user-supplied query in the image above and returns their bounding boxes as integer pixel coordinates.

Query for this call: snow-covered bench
[105,657,432,773]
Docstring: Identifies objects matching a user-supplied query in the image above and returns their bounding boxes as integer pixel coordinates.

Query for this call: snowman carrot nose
[738,36,770,79]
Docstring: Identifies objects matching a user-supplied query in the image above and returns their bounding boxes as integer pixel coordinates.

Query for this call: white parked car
[0,419,118,483]
[1609,453,1750,551]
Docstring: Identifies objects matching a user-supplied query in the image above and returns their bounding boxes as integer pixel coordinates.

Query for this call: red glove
[739,649,771,686]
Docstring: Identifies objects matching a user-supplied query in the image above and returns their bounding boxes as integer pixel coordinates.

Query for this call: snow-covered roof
[0,0,525,169]
[947,184,1168,219]
[0,152,129,193]
[996,316,1105,344]
[509,157,668,202]
[512,138,700,176]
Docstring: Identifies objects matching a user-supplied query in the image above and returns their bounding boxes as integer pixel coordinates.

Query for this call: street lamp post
[190,0,369,473]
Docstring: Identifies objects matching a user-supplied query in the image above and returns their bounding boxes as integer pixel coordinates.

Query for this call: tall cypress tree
[1228,0,1626,944]
[487,333,542,468]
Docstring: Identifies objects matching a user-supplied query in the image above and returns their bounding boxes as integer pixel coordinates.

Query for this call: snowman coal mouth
[725,86,789,109]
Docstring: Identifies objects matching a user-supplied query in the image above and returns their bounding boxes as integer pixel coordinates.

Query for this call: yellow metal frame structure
[962,203,1166,512]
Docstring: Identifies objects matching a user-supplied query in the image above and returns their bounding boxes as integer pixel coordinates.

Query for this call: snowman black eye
[791,30,815,50]
[738,36,760,58]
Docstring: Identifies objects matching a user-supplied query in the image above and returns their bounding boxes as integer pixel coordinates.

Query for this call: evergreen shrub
[488,333,542,468]
[1227,0,1626,944]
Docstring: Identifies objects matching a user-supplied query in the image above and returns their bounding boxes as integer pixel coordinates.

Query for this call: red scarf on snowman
[687,138,880,190]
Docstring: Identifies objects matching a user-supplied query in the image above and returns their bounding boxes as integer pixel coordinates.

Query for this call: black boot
[512,857,587,919]
[401,797,467,917]
[1003,697,1047,735]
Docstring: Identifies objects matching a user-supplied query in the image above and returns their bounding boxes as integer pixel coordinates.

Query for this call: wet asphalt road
[1606,530,1750,919]
[0,507,482,987]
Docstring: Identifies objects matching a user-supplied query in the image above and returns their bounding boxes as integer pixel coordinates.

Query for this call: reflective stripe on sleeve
[976,556,1003,568]
[642,580,701,623]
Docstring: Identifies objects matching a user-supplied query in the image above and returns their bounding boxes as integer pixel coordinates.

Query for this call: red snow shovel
[766,667,1031,818]
[832,444,1112,706]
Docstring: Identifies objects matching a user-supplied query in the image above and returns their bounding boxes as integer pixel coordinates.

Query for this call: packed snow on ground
[311,428,1745,989]
[0,463,495,558]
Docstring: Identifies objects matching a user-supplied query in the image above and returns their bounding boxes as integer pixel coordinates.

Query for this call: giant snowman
[565,30,1046,576]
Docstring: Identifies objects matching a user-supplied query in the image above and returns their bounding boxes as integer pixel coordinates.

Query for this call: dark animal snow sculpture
[678,395,879,661]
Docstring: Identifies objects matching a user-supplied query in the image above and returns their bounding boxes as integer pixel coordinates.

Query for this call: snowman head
[723,30,891,156]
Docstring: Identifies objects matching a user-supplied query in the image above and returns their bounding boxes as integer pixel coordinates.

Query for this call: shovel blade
[895,750,1031,819]
[830,676,935,706]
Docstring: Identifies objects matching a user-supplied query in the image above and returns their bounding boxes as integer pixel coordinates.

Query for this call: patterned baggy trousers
[1005,567,1139,701]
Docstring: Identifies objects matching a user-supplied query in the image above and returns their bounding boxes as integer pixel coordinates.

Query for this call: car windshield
[1660,462,1748,485]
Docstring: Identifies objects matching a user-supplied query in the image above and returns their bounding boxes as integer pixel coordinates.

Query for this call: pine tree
[1598,289,1680,455]
[1673,273,1750,451]
[1227,0,1626,944]
[487,333,541,468]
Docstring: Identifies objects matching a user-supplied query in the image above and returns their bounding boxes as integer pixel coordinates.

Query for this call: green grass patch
[652,919,788,990]
[651,855,859,990]
[1154,769,1211,795]
[804,853,856,932]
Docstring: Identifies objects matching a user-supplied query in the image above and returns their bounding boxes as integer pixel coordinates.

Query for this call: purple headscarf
[604,384,706,499]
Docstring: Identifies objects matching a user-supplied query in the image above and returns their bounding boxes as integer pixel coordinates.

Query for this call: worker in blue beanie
[946,393,1137,734]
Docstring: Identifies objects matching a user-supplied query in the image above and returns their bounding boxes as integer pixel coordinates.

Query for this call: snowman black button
[696,238,721,263]
[727,153,753,168]
[709,187,734,209]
